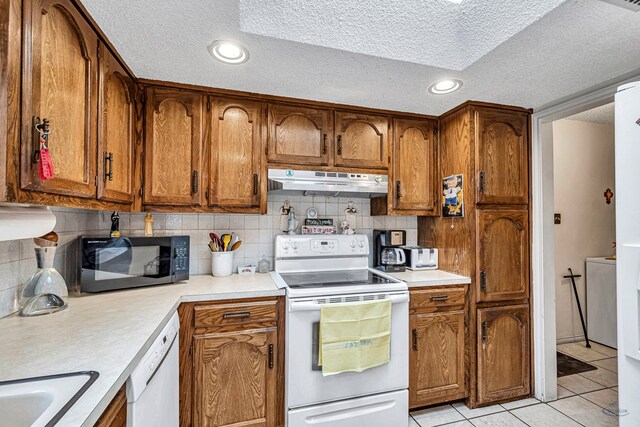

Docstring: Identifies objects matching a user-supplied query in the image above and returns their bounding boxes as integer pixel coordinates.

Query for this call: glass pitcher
[19,246,68,316]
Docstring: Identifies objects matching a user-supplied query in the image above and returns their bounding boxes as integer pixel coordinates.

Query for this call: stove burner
[279,269,395,289]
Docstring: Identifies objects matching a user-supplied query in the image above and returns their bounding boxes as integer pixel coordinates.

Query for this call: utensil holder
[211,251,234,277]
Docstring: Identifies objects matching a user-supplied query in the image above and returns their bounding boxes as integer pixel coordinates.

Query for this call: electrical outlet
[554,213,562,224]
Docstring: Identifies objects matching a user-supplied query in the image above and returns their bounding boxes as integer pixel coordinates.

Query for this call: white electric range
[272,234,409,427]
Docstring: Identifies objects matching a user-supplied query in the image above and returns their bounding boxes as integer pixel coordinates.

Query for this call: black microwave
[80,236,190,293]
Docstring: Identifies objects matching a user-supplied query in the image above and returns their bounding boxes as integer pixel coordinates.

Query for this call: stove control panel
[275,235,369,258]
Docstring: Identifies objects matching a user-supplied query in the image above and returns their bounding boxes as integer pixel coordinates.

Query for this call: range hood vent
[267,169,388,198]
[599,0,640,11]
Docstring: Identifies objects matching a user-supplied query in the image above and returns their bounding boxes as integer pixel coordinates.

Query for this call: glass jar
[19,246,68,316]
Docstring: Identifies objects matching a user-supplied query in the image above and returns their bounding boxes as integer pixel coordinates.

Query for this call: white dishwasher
[126,311,180,426]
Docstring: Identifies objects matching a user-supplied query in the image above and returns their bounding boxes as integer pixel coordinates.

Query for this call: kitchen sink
[0,371,99,427]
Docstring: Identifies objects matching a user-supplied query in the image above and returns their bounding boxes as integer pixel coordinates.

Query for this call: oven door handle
[289,293,409,312]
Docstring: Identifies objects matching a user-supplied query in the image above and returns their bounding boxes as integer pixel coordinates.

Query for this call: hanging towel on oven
[319,298,392,376]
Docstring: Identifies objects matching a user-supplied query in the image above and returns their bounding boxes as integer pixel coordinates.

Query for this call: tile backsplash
[0,195,417,318]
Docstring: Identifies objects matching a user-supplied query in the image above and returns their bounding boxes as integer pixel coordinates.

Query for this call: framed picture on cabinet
[442,174,464,218]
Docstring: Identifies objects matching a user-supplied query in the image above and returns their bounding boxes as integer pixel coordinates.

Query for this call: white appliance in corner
[126,312,179,426]
[615,81,640,426]
[586,257,617,348]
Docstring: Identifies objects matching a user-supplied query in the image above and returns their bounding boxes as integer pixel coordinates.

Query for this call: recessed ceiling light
[427,79,463,95]
[208,40,249,64]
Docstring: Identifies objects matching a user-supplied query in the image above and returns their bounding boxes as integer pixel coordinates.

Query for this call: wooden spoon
[230,240,242,251]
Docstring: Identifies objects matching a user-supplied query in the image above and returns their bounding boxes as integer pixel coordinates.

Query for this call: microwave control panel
[173,237,190,275]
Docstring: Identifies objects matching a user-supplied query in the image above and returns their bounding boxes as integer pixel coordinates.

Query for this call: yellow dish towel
[319,299,392,376]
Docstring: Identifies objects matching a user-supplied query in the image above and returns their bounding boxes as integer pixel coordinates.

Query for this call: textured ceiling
[79,0,640,116]
[238,0,566,70]
[566,103,615,124]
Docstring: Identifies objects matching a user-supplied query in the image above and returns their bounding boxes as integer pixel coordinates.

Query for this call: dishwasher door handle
[289,293,409,312]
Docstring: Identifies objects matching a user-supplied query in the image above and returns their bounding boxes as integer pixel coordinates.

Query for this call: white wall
[553,119,616,343]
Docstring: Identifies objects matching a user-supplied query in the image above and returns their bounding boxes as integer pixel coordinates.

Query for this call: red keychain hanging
[36,119,54,181]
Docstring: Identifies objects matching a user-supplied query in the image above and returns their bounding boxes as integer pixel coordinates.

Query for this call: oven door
[81,237,175,292]
[286,291,409,409]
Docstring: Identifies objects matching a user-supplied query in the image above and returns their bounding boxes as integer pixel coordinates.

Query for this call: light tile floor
[409,340,619,427]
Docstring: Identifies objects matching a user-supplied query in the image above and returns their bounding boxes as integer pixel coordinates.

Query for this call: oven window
[312,322,321,371]
[95,245,161,281]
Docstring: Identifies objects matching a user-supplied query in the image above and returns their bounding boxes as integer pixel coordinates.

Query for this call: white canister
[211,252,234,277]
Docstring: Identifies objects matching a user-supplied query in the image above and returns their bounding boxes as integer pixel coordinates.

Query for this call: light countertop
[388,269,471,287]
[0,274,283,427]
[0,269,469,426]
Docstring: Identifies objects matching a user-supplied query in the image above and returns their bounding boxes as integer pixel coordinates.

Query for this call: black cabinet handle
[222,311,250,319]
[253,174,258,195]
[337,135,342,155]
[33,116,50,163]
[322,134,327,154]
[481,321,488,344]
[412,329,418,351]
[479,171,486,193]
[429,295,449,302]
[192,170,198,194]
[396,181,402,199]
[268,344,274,369]
[480,271,487,292]
[104,152,113,182]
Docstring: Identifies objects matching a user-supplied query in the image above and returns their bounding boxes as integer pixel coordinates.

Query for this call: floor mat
[557,351,597,377]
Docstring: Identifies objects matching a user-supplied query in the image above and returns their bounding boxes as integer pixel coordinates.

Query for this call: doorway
[550,105,619,422]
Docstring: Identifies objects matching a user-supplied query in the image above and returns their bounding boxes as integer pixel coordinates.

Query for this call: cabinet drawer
[410,286,467,311]
[194,300,277,329]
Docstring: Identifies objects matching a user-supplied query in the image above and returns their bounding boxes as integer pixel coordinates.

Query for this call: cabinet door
[143,88,202,206]
[335,112,389,169]
[475,108,528,204]
[192,328,277,427]
[96,42,135,204]
[209,97,264,210]
[21,0,98,198]
[410,311,466,408]
[476,209,529,302]
[477,304,530,405]
[95,386,126,427]
[267,103,332,166]
[392,118,438,214]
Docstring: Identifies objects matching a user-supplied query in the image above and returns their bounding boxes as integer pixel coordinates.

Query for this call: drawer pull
[222,311,251,319]
[412,328,418,351]
[479,170,486,193]
[322,134,327,154]
[480,271,487,292]
[337,135,342,155]
[429,295,449,302]
[268,344,274,369]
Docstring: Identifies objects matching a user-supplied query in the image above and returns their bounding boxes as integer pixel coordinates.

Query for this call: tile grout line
[506,407,534,427]
[543,400,588,427]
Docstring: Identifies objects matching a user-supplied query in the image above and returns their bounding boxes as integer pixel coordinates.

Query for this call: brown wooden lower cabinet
[179,298,284,427]
[409,285,468,409]
[476,303,530,406]
[95,386,127,427]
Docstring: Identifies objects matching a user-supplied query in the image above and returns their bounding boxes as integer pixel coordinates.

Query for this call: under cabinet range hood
[267,169,388,198]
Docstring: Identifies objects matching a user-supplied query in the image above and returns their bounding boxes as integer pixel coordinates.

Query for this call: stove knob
[350,241,356,248]
[282,242,289,250]
[291,242,298,250]
[358,241,364,248]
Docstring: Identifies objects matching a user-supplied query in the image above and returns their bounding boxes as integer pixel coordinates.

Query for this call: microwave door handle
[289,293,409,312]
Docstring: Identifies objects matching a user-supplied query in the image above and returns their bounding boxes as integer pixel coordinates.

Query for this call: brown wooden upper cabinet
[143,88,203,206]
[21,0,98,198]
[335,111,389,170]
[392,118,438,215]
[209,97,265,212]
[96,42,136,205]
[474,108,529,205]
[477,304,530,406]
[476,209,530,303]
[192,328,278,426]
[267,103,332,166]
